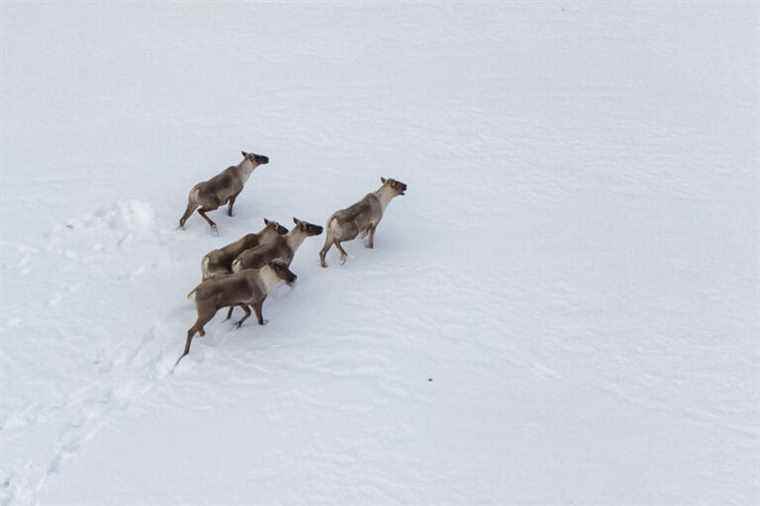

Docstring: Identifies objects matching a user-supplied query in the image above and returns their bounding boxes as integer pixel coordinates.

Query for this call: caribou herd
[176,151,407,365]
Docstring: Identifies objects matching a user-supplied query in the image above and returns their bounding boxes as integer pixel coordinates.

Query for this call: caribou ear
[242,151,248,157]
[264,218,271,225]
[292,217,300,226]
[381,177,387,184]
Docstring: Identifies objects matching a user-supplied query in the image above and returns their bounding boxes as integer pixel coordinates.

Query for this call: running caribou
[179,151,270,232]
[319,177,407,267]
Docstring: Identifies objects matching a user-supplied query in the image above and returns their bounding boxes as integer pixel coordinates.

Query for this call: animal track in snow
[27,321,177,504]
[2,203,182,505]
[49,200,158,255]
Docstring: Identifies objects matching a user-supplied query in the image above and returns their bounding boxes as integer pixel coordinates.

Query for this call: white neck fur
[238,158,257,183]
[286,228,309,252]
[257,265,283,294]
[259,227,279,243]
[375,185,397,212]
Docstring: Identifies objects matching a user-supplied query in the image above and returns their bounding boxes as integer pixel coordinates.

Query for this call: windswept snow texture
[1,3,758,505]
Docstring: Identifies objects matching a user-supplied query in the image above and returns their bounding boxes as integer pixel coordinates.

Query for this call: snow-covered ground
[1,2,758,505]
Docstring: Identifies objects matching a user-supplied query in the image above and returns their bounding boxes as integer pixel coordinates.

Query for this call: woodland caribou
[179,151,269,232]
[201,219,288,280]
[319,177,407,267]
[177,260,297,366]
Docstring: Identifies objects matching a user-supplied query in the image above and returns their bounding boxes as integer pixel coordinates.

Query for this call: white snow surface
[1,2,758,505]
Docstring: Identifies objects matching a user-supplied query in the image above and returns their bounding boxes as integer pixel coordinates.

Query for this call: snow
[1,2,758,505]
